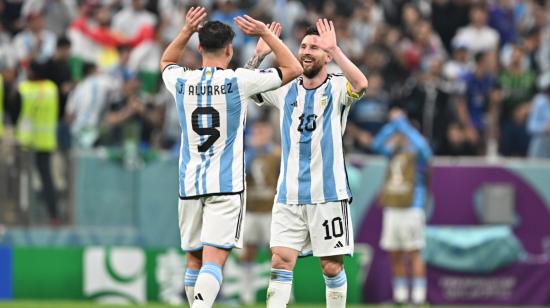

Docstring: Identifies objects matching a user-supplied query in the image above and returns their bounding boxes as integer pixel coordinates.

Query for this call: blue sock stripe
[184,269,200,286]
[413,277,427,288]
[324,270,347,289]
[199,263,223,284]
[394,277,407,288]
[271,269,293,283]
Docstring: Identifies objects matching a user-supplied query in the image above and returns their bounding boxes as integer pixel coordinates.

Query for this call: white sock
[241,262,256,304]
[412,277,427,304]
[192,262,222,308]
[324,270,347,308]
[184,268,199,306]
[267,268,293,308]
[393,277,408,304]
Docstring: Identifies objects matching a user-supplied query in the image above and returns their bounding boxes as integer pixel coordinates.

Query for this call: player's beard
[301,58,324,78]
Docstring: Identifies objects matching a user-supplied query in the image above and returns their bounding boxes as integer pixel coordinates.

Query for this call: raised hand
[234,15,269,37]
[255,22,282,57]
[315,18,338,53]
[183,6,207,33]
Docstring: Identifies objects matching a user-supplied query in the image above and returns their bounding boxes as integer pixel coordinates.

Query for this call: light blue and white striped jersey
[256,74,364,204]
[162,65,282,198]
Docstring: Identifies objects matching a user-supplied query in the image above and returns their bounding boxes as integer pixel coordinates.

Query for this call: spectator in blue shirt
[456,51,498,154]
[528,73,550,158]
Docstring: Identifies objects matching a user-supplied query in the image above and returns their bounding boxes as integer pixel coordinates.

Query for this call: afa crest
[320,96,328,108]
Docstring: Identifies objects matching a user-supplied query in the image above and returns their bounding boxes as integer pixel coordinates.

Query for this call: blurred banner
[350,156,550,305]
[3,245,370,304]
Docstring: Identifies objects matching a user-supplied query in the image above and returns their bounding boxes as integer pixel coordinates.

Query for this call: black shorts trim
[341,200,350,246]
[235,193,244,240]
[179,190,245,200]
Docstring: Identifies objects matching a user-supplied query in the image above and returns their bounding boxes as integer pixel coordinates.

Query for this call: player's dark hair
[198,21,235,52]
[304,26,320,37]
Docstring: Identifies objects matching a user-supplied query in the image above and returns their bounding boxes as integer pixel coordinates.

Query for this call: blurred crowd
[1,0,550,160]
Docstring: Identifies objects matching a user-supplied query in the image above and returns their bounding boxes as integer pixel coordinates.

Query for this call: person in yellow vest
[15,61,60,224]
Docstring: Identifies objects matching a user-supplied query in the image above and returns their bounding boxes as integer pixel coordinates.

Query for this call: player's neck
[301,69,328,89]
[202,58,228,69]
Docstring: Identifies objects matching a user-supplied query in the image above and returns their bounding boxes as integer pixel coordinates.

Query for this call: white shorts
[178,193,245,252]
[244,212,271,246]
[270,201,354,257]
[380,207,426,251]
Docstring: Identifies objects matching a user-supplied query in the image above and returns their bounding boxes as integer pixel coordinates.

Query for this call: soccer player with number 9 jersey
[248,19,369,308]
[160,7,302,308]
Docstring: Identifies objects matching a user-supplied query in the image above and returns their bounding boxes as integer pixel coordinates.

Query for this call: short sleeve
[331,74,365,106]
[162,64,188,95]
[235,68,283,98]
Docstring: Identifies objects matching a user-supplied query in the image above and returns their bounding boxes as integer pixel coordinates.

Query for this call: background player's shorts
[380,207,425,251]
[270,200,353,257]
[244,212,271,246]
[178,193,245,251]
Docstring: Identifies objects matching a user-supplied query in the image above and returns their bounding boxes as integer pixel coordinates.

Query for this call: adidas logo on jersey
[334,241,344,248]
[290,101,298,107]
[194,293,204,301]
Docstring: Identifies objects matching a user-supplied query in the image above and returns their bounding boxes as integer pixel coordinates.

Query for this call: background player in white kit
[247,19,369,308]
[159,7,302,308]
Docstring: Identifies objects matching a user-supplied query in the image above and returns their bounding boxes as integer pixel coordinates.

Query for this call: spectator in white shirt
[12,12,57,65]
[66,62,117,148]
[111,0,157,38]
[452,4,500,54]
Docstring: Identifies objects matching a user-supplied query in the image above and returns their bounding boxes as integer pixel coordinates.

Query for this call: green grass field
[0,302,532,308]
[0,301,376,308]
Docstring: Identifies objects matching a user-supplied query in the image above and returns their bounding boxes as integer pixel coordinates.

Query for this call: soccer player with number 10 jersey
[248,18,369,308]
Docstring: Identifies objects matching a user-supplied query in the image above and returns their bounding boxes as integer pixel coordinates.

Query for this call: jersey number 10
[322,217,344,240]
[298,114,318,132]
[192,107,220,152]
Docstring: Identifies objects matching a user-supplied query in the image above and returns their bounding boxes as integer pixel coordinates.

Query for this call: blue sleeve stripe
[175,78,189,196]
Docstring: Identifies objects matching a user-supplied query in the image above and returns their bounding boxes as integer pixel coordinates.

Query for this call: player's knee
[321,261,343,277]
[186,250,203,270]
[271,250,296,271]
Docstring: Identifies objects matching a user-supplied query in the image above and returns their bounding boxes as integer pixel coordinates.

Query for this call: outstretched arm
[159,7,207,72]
[244,22,282,70]
[316,19,368,95]
[235,15,302,85]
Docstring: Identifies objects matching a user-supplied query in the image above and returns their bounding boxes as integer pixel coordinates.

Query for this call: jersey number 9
[192,107,220,152]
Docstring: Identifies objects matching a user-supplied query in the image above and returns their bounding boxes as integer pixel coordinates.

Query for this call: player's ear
[225,43,233,57]
[325,52,333,64]
[198,45,205,55]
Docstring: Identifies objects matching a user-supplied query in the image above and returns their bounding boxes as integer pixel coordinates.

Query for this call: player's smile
[301,57,314,67]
